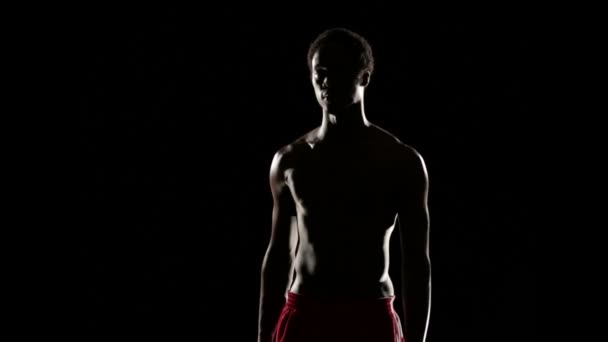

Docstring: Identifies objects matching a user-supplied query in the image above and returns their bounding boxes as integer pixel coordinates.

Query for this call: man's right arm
[257,149,299,342]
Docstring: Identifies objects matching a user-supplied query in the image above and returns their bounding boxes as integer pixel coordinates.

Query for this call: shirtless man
[257,28,431,342]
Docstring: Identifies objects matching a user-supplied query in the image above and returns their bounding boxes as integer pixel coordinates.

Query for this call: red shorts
[275,291,405,342]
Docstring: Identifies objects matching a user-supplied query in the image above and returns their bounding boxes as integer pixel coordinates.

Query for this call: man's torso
[283,124,407,299]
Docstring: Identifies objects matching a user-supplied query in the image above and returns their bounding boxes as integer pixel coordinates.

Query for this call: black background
[78,6,535,341]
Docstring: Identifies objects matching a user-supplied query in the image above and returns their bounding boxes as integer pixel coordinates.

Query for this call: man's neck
[318,103,370,140]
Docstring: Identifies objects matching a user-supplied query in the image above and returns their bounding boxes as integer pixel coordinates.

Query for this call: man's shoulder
[369,124,420,155]
[270,129,318,170]
[284,127,321,154]
[368,124,425,169]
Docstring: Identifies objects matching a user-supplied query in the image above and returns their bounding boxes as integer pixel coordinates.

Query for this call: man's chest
[284,149,399,213]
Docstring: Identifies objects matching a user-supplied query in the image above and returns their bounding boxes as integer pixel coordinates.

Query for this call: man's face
[311,45,367,112]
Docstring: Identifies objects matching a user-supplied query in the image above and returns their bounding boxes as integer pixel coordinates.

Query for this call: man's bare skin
[258,28,431,342]
[284,124,410,299]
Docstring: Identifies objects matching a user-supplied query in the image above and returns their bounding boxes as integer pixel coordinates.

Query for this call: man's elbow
[260,248,295,294]
[402,254,431,280]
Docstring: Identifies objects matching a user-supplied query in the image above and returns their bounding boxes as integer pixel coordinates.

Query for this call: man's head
[307,28,375,112]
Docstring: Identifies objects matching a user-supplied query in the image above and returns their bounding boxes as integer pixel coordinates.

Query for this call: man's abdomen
[290,271,395,299]
[289,239,395,299]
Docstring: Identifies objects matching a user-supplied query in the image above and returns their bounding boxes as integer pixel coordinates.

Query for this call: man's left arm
[397,147,431,342]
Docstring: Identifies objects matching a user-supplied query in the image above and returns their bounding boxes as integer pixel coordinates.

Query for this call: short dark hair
[307,27,375,76]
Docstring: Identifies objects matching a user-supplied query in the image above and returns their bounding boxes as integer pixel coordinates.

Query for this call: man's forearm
[257,252,294,342]
[401,264,431,342]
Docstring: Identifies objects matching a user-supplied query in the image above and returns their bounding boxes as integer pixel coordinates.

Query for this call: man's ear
[360,71,371,87]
